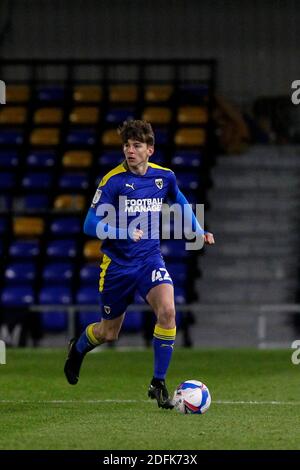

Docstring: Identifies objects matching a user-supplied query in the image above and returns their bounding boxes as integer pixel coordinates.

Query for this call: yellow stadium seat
[6,85,30,103]
[142,107,172,124]
[13,217,44,236]
[73,85,102,103]
[102,129,121,146]
[69,107,99,124]
[144,85,173,102]
[0,107,27,124]
[109,85,138,103]
[62,151,92,168]
[34,108,63,124]
[30,128,60,146]
[83,240,103,261]
[54,194,86,211]
[175,128,206,146]
[177,106,208,124]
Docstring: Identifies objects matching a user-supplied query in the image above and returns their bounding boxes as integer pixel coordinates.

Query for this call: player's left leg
[64,314,125,385]
[146,283,176,409]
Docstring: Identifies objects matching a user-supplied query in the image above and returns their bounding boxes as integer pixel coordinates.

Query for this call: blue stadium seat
[76,287,101,329]
[14,195,50,211]
[0,172,15,189]
[122,311,143,332]
[150,150,166,165]
[41,311,68,331]
[174,286,187,304]
[1,195,12,210]
[43,262,73,283]
[22,172,52,190]
[66,129,96,146]
[0,195,11,211]
[80,264,99,284]
[167,262,187,285]
[5,262,36,283]
[27,151,57,167]
[171,151,202,168]
[76,286,100,305]
[0,151,19,167]
[46,239,77,258]
[98,151,123,166]
[39,286,72,305]
[59,173,89,190]
[160,240,188,259]
[39,285,71,331]
[154,128,169,145]
[175,173,200,191]
[37,86,65,102]
[0,217,8,234]
[9,240,40,258]
[1,286,34,307]
[179,84,209,101]
[0,130,23,145]
[105,108,135,123]
[77,311,100,330]
[50,217,81,235]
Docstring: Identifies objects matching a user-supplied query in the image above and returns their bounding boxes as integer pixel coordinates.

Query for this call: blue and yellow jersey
[91,162,179,266]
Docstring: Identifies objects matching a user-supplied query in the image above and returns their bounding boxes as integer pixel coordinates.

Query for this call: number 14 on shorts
[151,268,171,282]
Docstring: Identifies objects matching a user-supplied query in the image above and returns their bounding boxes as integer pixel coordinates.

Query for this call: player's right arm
[83,177,143,242]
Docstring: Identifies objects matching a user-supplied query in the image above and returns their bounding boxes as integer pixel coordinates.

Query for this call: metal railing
[29,303,300,348]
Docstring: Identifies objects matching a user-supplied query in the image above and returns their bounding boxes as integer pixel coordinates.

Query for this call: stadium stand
[0,59,216,346]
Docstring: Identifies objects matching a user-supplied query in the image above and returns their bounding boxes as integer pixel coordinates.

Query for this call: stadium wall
[0,0,298,101]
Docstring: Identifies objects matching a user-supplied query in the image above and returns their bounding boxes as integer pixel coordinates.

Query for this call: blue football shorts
[98,253,173,320]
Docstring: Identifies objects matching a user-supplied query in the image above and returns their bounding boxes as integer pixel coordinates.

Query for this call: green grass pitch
[1,348,300,450]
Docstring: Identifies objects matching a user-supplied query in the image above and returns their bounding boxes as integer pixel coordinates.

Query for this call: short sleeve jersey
[91,162,179,266]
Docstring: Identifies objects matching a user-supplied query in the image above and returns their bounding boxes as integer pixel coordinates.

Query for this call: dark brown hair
[118,119,155,146]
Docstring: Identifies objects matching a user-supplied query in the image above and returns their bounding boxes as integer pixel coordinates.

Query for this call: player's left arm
[167,172,215,245]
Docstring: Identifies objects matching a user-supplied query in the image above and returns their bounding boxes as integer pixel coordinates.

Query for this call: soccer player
[64,120,214,409]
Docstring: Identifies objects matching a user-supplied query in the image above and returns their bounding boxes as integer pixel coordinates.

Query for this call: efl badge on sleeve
[92,188,102,205]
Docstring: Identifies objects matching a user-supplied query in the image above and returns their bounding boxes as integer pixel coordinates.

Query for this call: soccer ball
[172,379,211,414]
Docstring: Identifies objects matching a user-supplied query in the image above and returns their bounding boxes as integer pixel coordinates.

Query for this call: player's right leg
[64,315,125,385]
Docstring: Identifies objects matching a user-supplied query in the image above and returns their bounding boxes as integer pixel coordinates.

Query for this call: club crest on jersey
[104,305,111,315]
[155,178,163,189]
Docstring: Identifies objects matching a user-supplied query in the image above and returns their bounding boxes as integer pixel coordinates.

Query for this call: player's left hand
[204,232,215,244]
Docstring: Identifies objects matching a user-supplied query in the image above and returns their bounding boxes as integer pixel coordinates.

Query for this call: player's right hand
[132,228,143,242]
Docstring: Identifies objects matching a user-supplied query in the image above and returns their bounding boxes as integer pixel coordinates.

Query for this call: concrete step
[199,261,298,281]
[211,167,300,179]
[206,211,298,225]
[202,243,298,257]
[217,154,300,169]
[195,279,297,304]
[213,233,300,245]
[208,188,300,203]
[212,173,300,189]
[206,219,293,234]
[207,195,300,212]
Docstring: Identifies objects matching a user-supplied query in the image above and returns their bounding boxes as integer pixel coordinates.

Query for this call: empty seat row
[0,105,208,125]
[0,149,202,169]
[4,239,102,260]
[0,127,206,146]
[5,84,207,104]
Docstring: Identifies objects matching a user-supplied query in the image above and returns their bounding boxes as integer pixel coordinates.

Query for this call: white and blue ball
[172,380,211,414]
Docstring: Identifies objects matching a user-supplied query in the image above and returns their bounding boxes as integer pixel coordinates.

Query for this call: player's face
[123,139,154,169]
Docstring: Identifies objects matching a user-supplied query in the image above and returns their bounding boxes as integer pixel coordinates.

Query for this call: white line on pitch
[0,399,300,405]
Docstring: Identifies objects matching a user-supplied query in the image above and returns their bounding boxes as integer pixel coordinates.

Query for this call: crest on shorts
[155,178,163,189]
[104,305,111,315]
